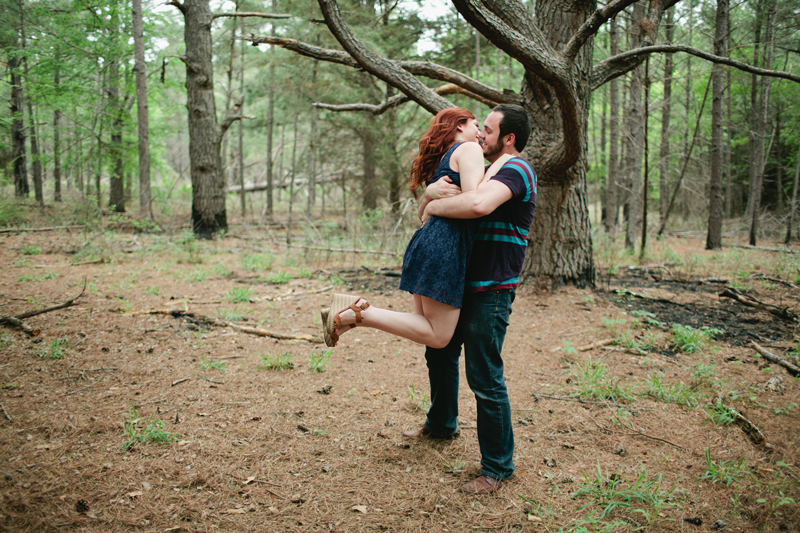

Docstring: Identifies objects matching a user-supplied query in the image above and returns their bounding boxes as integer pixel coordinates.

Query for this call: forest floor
[0,214,799,533]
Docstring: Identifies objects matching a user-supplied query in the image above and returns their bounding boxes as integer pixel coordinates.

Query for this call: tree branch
[165,0,185,15]
[314,83,498,115]
[247,34,523,105]
[212,12,291,20]
[592,44,800,89]
[219,94,245,136]
[316,0,452,115]
[564,0,641,62]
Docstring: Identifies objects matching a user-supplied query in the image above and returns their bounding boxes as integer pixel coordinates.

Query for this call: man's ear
[504,133,516,147]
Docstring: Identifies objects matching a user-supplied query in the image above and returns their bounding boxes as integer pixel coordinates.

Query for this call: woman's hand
[426,177,462,199]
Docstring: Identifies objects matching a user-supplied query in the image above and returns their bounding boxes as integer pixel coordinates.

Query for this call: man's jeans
[424,289,515,481]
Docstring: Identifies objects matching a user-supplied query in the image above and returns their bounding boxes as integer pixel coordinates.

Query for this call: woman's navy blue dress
[399,142,476,308]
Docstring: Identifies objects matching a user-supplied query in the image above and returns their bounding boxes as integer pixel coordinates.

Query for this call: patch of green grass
[669,324,723,354]
[21,246,42,255]
[571,462,683,528]
[259,352,294,371]
[0,333,13,349]
[187,268,208,283]
[122,404,180,452]
[0,198,26,227]
[698,448,751,486]
[602,317,627,330]
[704,403,739,426]
[241,253,274,272]
[199,357,226,371]
[569,360,636,403]
[225,286,252,303]
[615,329,660,353]
[144,285,160,296]
[407,384,431,412]
[308,349,332,373]
[215,305,252,322]
[210,263,232,277]
[264,271,292,285]
[18,271,56,282]
[645,373,701,408]
[34,337,69,359]
[562,340,578,355]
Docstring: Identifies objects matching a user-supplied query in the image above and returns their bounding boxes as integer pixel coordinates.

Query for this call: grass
[698,448,751,486]
[34,338,69,359]
[225,286,253,303]
[199,357,226,371]
[20,246,42,255]
[259,352,294,371]
[122,404,180,452]
[308,349,332,373]
[645,373,702,408]
[704,402,739,426]
[569,360,636,403]
[187,268,208,283]
[144,285,160,296]
[670,324,723,354]
[18,271,56,282]
[265,271,292,285]
[615,329,660,353]
[215,305,252,322]
[407,384,431,412]
[241,253,274,272]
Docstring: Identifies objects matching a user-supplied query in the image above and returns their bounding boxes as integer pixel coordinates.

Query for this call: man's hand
[425,177,461,200]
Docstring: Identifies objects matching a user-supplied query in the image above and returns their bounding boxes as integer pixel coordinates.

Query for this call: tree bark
[287,98,300,245]
[173,0,229,238]
[264,0,277,216]
[108,47,125,213]
[624,4,645,251]
[604,17,619,233]
[22,46,43,208]
[785,144,800,244]
[10,54,28,198]
[238,19,246,219]
[706,0,728,250]
[307,59,318,216]
[132,0,152,218]
[53,55,62,203]
[658,8,673,221]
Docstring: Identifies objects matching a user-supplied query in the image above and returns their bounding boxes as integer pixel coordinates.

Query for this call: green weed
[21,246,42,255]
[215,306,252,322]
[615,329,660,353]
[308,349,332,373]
[704,403,739,426]
[241,253,274,272]
[562,340,578,355]
[34,337,69,359]
[602,317,627,330]
[670,324,723,354]
[645,373,701,408]
[122,404,180,452]
[225,286,253,303]
[18,271,56,282]
[407,384,431,412]
[569,360,636,403]
[145,286,161,296]
[259,352,294,371]
[698,448,751,486]
[0,333,13,349]
[199,357,226,371]
[187,268,208,283]
[265,271,292,285]
[773,402,797,416]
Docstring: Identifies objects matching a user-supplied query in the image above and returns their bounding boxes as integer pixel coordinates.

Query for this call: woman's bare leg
[336,295,460,349]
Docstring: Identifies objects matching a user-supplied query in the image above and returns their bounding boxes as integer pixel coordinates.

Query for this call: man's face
[479,111,505,161]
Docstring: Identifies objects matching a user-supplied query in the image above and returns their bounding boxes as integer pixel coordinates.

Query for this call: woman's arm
[479,154,514,187]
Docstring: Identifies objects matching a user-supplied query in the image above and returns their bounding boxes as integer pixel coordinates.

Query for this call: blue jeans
[424,290,515,481]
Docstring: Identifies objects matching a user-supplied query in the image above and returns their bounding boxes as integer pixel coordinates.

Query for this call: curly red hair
[409,107,475,197]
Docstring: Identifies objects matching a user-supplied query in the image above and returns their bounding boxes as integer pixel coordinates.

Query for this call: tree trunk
[22,54,43,208]
[658,8,674,221]
[132,0,152,218]
[108,52,125,213]
[287,98,300,245]
[706,0,728,250]
[180,0,228,238]
[10,54,28,198]
[785,144,800,244]
[264,0,277,216]
[53,58,62,202]
[521,0,595,288]
[604,18,619,233]
[724,57,733,218]
[747,0,777,246]
[307,59,318,216]
[624,4,646,251]
[238,21,246,219]
[775,107,783,213]
[362,124,378,210]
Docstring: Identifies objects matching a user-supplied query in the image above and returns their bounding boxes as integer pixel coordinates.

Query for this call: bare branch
[165,0,185,15]
[317,0,452,114]
[212,12,291,20]
[219,94,245,136]
[248,34,522,105]
[564,0,640,62]
[314,84,499,115]
[592,44,800,89]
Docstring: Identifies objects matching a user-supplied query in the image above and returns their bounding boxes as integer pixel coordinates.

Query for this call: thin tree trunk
[264,0,276,216]
[640,57,650,259]
[222,6,237,195]
[724,61,733,218]
[659,8,674,221]
[238,20,246,219]
[307,59,318,216]
[287,98,300,245]
[132,0,151,218]
[474,29,480,118]
[604,18,619,233]
[775,107,783,213]
[785,144,800,244]
[108,47,125,212]
[706,0,728,250]
[10,54,28,198]
[53,57,62,202]
[22,52,43,208]
[624,5,645,251]
[599,75,607,227]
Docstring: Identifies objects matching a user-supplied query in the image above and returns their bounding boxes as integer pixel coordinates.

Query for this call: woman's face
[457,119,481,142]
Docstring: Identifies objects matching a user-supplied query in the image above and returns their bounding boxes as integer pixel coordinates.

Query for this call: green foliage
[569,360,636,403]
[669,324,723,353]
[259,352,294,371]
[308,349,332,373]
[18,271,56,282]
[20,246,42,255]
[704,403,739,426]
[34,337,69,359]
[187,268,208,283]
[225,286,252,303]
[122,404,180,452]
[144,285,160,296]
[645,373,701,408]
[0,198,25,228]
[615,329,661,353]
[407,384,431,412]
[241,253,274,272]
[698,448,751,486]
[562,340,578,355]
[199,357,226,371]
[265,271,292,285]
[215,305,251,322]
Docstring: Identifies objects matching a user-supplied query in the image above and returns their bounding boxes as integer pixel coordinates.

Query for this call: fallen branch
[751,341,800,377]
[723,243,800,254]
[63,369,107,396]
[0,224,84,234]
[750,273,799,289]
[288,243,402,257]
[719,287,799,323]
[0,314,39,336]
[16,278,87,320]
[0,403,11,421]
[223,321,321,343]
[171,378,190,386]
[577,339,616,352]
[712,394,766,445]
[612,289,687,307]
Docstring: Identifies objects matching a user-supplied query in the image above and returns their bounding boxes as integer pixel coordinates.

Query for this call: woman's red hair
[409,107,475,197]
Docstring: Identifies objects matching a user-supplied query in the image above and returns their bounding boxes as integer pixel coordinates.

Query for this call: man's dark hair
[493,104,531,152]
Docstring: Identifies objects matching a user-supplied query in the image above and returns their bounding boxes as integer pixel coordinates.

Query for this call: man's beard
[483,138,503,158]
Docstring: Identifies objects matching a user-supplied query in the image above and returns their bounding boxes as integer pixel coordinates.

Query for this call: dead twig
[577,339,615,352]
[750,273,799,289]
[0,403,11,421]
[63,369,107,396]
[612,289,687,307]
[171,378,190,386]
[0,224,84,234]
[751,341,800,377]
[719,287,798,323]
[15,277,87,320]
[0,314,39,336]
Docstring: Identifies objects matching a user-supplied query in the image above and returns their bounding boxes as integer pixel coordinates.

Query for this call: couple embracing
[321,104,536,495]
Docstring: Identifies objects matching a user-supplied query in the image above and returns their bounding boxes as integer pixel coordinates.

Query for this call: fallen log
[0,224,84,234]
[719,287,799,323]
[751,341,800,377]
[0,279,86,336]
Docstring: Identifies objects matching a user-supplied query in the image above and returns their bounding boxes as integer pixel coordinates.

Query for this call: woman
[321,107,508,349]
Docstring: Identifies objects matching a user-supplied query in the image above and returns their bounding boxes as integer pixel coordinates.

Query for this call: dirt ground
[1,223,799,533]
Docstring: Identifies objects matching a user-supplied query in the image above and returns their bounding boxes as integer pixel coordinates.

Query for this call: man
[404,104,537,495]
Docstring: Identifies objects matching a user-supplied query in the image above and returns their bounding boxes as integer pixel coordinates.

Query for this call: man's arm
[423,180,513,222]
[417,177,461,220]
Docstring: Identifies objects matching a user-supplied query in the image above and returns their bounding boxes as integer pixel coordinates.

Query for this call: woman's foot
[323,293,370,347]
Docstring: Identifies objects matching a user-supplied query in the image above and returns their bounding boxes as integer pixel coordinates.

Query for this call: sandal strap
[349,301,370,324]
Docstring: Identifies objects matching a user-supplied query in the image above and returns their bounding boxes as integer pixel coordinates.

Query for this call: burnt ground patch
[600,269,797,347]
